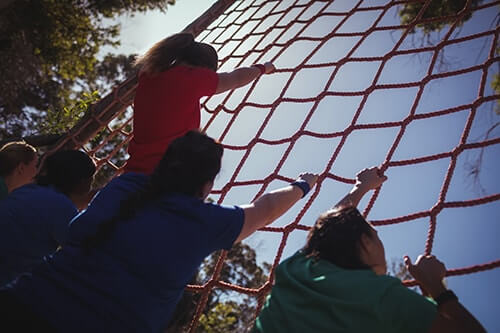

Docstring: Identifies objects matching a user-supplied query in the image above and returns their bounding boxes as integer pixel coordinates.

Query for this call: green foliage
[399,0,482,34]
[198,302,239,333]
[200,243,271,289]
[492,49,500,115]
[166,243,271,332]
[388,258,412,281]
[493,74,500,115]
[0,0,175,139]
[388,258,418,293]
[43,91,101,134]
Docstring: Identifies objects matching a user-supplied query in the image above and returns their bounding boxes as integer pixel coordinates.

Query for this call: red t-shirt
[125,66,218,174]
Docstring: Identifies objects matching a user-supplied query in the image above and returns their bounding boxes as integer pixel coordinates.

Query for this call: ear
[359,233,372,252]
[358,233,374,266]
[15,162,25,175]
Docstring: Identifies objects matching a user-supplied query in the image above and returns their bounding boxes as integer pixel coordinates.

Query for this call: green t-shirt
[253,252,437,333]
[0,177,8,201]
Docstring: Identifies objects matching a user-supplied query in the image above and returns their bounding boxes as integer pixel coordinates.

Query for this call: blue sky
[108,0,500,330]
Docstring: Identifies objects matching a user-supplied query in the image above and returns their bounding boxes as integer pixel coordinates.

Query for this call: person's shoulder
[377,274,423,303]
[161,197,243,226]
[173,65,216,77]
[8,183,50,199]
[111,172,149,187]
[1,184,75,214]
[99,172,149,197]
[36,185,75,208]
[275,251,314,276]
[282,250,308,266]
[202,200,244,217]
[377,273,404,284]
[377,275,437,332]
[161,193,209,212]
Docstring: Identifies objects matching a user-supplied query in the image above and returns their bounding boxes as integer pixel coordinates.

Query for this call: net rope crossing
[49,0,500,330]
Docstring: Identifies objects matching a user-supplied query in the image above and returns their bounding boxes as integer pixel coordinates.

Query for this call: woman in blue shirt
[0,131,318,332]
[0,149,96,286]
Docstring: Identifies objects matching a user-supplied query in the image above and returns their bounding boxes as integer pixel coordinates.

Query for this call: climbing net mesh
[51,0,499,330]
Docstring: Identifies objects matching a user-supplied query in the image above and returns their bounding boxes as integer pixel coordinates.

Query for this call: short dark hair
[303,207,373,270]
[36,150,96,196]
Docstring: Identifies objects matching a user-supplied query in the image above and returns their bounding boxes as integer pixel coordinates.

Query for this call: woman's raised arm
[215,62,275,94]
[237,173,318,243]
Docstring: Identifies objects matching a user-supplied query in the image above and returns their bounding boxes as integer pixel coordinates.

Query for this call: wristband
[291,180,310,198]
[434,289,458,307]
[253,64,266,75]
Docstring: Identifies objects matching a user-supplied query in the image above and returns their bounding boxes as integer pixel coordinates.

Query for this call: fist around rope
[297,172,319,188]
[356,167,387,190]
[263,62,276,74]
[404,255,447,298]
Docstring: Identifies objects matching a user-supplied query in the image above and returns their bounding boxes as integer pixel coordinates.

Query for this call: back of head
[0,141,37,177]
[36,150,96,196]
[134,32,218,75]
[303,207,373,270]
[82,131,222,251]
[151,130,223,197]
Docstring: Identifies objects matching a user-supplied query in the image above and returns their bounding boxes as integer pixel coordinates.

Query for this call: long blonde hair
[134,33,218,75]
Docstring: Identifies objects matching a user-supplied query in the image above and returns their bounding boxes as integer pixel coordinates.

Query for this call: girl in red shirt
[126,32,275,174]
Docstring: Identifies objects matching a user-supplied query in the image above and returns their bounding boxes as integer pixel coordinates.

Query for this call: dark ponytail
[82,131,223,251]
[303,207,373,270]
[35,150,96,196]
[134,32,218,74]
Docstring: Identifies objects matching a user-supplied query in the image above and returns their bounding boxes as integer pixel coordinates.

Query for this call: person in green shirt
[253,167,485,333]
[0,141,38,200]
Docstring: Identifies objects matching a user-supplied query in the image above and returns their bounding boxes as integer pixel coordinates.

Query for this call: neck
[4,174,20,193]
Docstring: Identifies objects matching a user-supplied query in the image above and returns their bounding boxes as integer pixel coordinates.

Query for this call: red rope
[54,0,500,330]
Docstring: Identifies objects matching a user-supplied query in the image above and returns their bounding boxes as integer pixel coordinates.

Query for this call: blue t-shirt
[0,184,77,286]
[8,173,244,332]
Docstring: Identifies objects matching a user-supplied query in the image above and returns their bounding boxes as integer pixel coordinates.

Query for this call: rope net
[50,0,499,330]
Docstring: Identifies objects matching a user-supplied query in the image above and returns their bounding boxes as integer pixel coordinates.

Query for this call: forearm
[427,283,486,333]
[255,185,303,225]
[438,301,486,333]
[333,184,371,209]
[216,66,261,94]
[227,66,261,89]
[236,185,303,242]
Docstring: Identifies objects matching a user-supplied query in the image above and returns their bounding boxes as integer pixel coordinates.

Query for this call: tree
[399,0,483,34]
[492,47,500,115]
[388,257,419,293]
[388,257,411,281]
[397,0,498,97]
[0,0,175,139]
[166,243,271,333]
